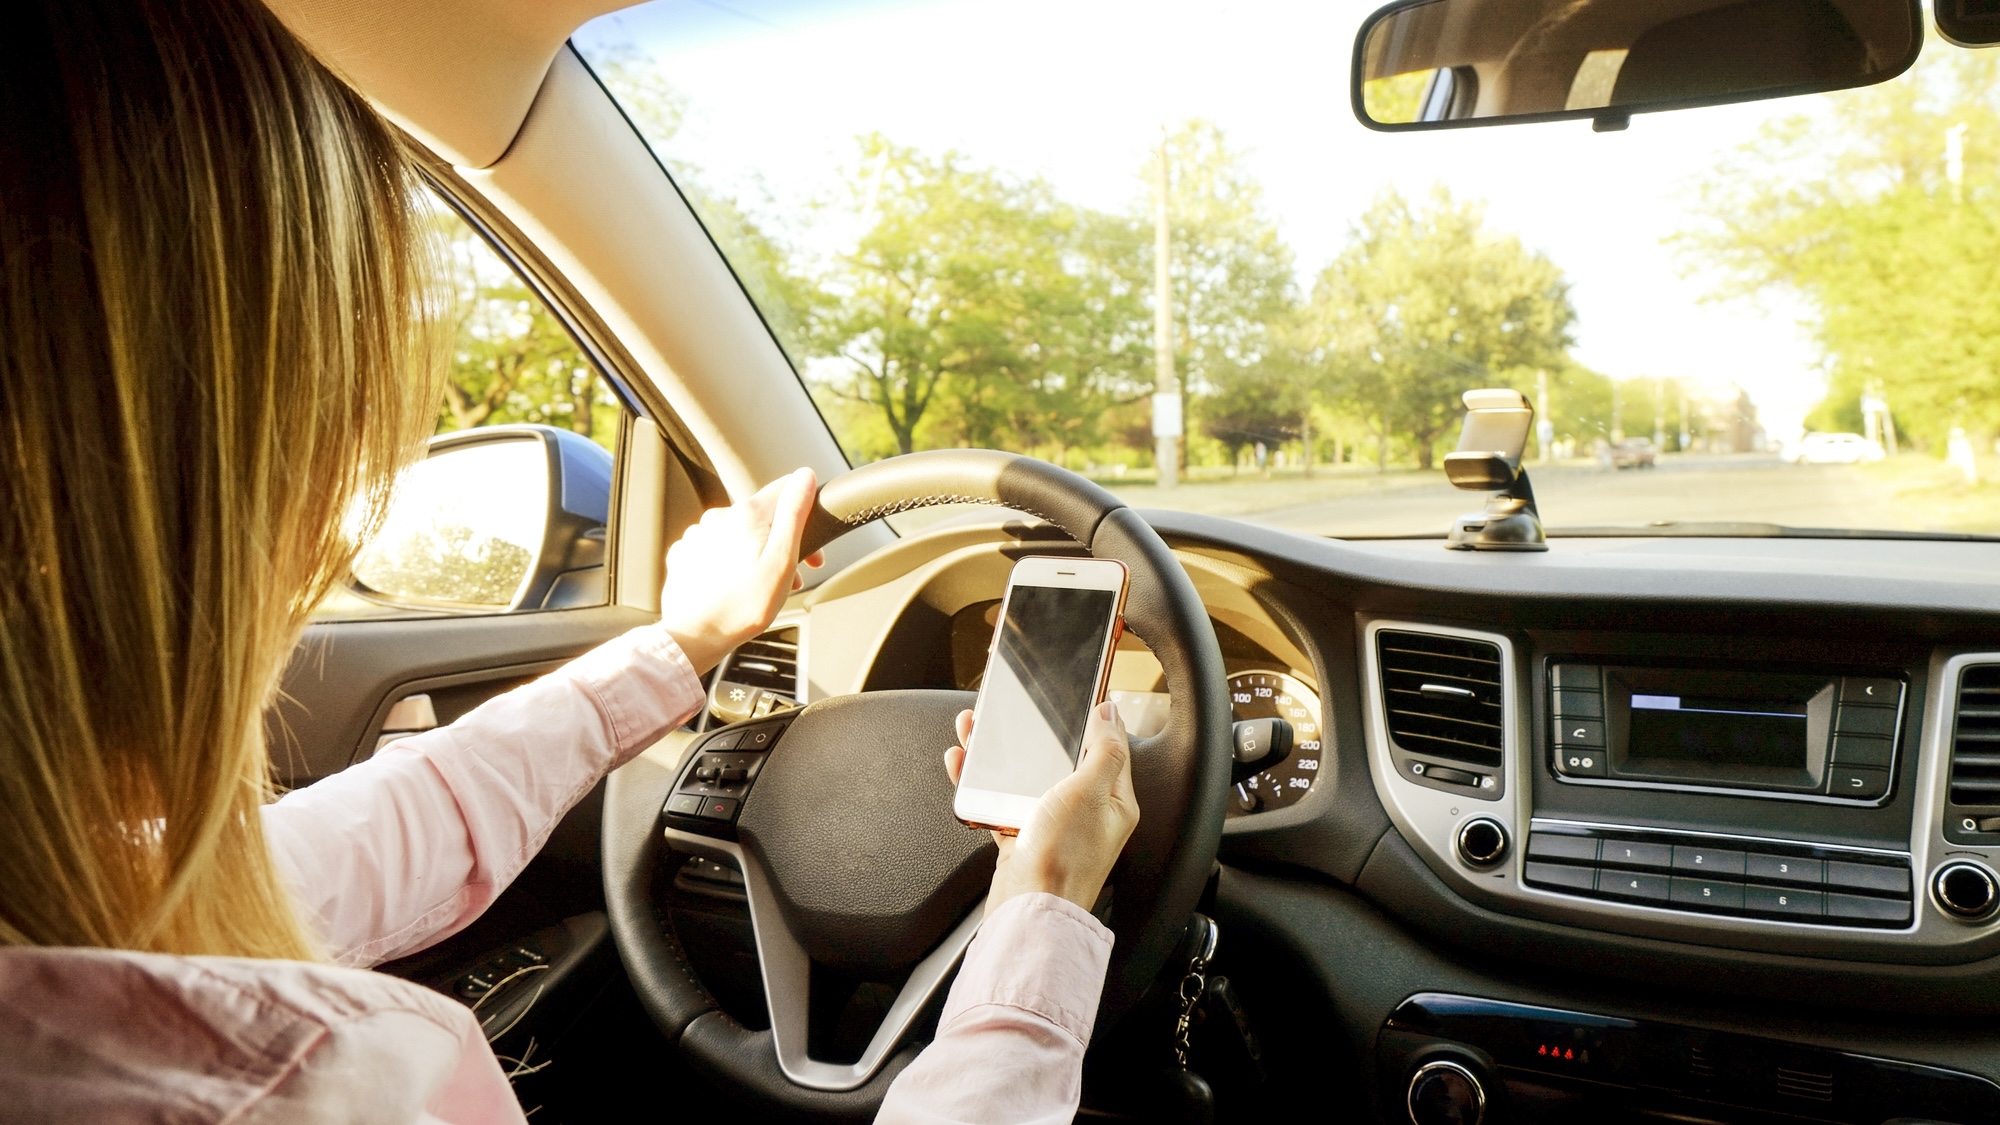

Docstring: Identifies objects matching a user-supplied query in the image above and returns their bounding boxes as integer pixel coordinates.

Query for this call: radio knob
[1456,817,1509,868]
[1933,861,2000,922]
[1408,1058,1486,1125]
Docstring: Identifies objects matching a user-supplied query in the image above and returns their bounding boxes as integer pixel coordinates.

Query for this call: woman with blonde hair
[0,0,1138,1121]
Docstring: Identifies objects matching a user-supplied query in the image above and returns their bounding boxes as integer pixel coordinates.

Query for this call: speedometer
[1227,671,1322,817]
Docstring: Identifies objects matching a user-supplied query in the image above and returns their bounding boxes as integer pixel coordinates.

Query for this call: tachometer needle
[1236,783,1250,801]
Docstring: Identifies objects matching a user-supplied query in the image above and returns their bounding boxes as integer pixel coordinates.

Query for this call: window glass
[314,200,622,620]
[578,1,2000,539]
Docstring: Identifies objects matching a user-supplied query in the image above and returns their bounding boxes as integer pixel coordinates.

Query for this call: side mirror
[1353,0,1921,133]
[349,425,613,612]
[1445,389,1548,552]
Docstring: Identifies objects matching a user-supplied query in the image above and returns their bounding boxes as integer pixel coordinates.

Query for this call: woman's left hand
[658,467,823,673]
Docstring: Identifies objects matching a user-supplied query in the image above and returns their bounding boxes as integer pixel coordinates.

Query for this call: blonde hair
[0,0,442,958]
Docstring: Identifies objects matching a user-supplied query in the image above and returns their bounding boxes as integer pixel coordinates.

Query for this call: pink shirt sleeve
[263,624,707,966]
[877,892,1114,1125]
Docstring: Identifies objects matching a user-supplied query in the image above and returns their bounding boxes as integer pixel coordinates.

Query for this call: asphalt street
[1181,455,1937,538]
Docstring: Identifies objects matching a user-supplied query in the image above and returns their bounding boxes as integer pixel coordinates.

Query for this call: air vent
[1377,629,1505,769]
[711,627,800,723]
[1948,664,2000,807]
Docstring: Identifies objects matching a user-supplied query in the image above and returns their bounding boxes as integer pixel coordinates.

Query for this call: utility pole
[1678,393,1690,453]
[1535,369,1553,463]
[1653,378,1666,450]
[1610,380,1624,444]
[1151,130,1181,489]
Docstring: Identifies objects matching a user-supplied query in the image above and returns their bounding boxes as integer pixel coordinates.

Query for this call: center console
[1360,619,2000,959]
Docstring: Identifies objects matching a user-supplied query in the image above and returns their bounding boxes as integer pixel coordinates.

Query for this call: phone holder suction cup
[1445,389,1548,552]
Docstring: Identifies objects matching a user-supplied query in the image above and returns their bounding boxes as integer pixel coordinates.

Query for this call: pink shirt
[0,625,1111,1123]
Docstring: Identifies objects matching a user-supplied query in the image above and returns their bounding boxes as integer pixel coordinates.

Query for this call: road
[1106,454,1967,538]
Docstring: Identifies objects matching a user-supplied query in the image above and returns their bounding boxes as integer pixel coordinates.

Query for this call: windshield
[576,2,2000,539]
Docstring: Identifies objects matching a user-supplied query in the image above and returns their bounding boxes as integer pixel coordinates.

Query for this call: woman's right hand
[943,701,1141,913]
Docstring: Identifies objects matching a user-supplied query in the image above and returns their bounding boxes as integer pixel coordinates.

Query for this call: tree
[1683,50,2000,447]
[433,212,619,446]
[813,137,1147,458]
[1307,188,1576,468]
[1139,122,1300,461]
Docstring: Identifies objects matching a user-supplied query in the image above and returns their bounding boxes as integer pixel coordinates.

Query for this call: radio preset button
[1600,870,1671,903]
[1551,689,1603,719]
[1829,766,1889,800]
[1551,664,1602,692]
[1553,719,1605,748]
[1671,877,1745,911]
[1744,884,1824,918]
[1826,892,1911,925]
[1839,677,1900,706]
[1527,833,1599,864]
[1834,706,1897,738]
[1745,854,1822,886]
[1830,735,1893,769]
[1826,860,1910,896]
[1525,862,1597,894]
[1671,846,1746,877]
[1599,839,1673,870]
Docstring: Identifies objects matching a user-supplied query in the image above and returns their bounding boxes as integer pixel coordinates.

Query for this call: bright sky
[576,0,1845,440]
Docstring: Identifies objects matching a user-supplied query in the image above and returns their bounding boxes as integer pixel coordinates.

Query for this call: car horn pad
[734,689,994,976]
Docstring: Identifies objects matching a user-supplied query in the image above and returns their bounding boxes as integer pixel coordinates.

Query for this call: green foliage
[811,136,1149,458]
[1362,71,1431,125]
[1683,49,2000,448]
[433,212,620,447]
[1304,188,1576,468]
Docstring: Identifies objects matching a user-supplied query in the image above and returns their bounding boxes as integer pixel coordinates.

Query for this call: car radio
[1548,662,1905,804]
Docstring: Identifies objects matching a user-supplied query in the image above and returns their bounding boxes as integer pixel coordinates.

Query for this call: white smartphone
[954,555,1130,834]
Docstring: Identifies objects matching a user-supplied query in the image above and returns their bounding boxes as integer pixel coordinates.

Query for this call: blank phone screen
[962,584,1119,800]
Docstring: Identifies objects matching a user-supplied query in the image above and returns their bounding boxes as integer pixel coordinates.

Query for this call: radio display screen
[1593,666,1838,792]
[1625,692,1809,771]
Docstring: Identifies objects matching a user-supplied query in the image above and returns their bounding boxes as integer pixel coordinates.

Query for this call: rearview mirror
[1354,0,1921,132]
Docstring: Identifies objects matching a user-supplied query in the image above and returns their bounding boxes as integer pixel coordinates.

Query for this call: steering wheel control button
[693,796,740,821]
[665,793,705,817]
[1828,766,1889,799]
[1829,734,1892,768]
[1550,689,1603,720]
[1670,846,1745,878]
[1456,818,1509,867]
[739,724,781,750]
[1932,862,2000,921]
[1743,884,1823,918]
[1599,839,1672,871]
[1527,832,1598,864]
[1407,1060,1485,1125]
[701,729,744,751]
[1840,676,1901,705]
[1600,870,1671,904]
[1670,877,1745,912]
[1525,862,1596,894]
[1552,719,1605,748]
[1745,853,1823,886]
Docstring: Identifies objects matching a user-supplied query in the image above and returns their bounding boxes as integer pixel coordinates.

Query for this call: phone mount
[1444,389,1548,552]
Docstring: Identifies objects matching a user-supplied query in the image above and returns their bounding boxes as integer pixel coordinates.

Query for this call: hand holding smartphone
[952,556,1129,833]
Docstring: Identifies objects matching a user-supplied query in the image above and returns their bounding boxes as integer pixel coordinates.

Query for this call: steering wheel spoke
[663,825,986,1091]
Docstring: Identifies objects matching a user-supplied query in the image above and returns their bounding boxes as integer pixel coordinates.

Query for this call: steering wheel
[604,450,1231,1119]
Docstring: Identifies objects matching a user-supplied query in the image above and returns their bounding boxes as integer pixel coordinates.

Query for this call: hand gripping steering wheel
[603,450,1231,1119]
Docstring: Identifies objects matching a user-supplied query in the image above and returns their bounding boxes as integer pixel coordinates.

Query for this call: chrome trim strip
[662,826,984,1091]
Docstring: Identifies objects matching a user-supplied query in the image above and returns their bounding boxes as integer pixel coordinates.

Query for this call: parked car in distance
[1785,432,1886,464]
[1599,438,1658,470]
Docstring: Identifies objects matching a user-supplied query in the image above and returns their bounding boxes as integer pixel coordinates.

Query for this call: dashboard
[686,511,2000,1123]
